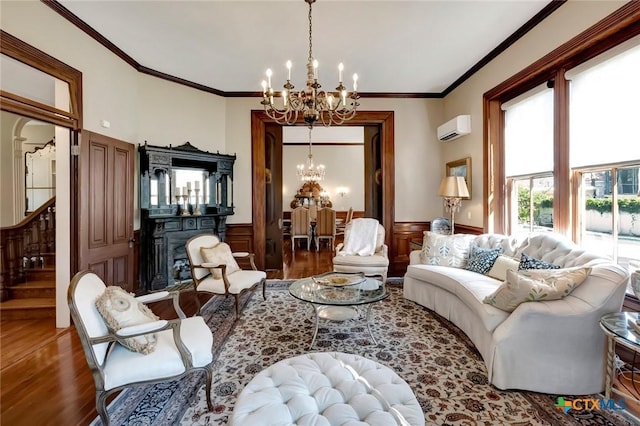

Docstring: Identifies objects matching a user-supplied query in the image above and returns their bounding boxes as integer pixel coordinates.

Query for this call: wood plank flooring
[0,239,337,426]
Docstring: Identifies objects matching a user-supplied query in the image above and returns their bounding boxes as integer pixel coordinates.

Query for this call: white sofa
[403,232,629,395]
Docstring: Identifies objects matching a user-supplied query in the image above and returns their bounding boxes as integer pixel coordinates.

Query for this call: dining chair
[336,207,353,236]
[291,206,311,251]
[68,271,213,426]
[314,207,336,251]
[309,205,318,222]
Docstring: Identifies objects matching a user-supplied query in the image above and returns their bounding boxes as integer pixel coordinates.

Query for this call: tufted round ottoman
[230,352,424,426]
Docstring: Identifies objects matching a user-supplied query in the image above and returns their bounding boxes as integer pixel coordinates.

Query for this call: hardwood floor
[0,239,337,426]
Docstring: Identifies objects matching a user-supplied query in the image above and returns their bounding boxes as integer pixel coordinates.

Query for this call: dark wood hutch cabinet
[139,142,236,291]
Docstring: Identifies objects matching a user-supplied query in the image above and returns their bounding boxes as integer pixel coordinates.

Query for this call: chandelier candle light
[297,127,325,182]
[261,0,359,127]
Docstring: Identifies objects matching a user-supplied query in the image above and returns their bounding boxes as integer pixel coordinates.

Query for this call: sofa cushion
[405,264,509,332]
[466,245,502,275]
[95,286,159,354]
[518,252,560,270]
[487,255,520,281]
[484,267,592,312]
[420,232,475,268]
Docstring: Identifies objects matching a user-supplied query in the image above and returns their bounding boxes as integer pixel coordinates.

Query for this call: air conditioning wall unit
[437,115,471,142]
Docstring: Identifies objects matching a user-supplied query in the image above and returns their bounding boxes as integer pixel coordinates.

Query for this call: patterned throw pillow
[518,252,560,270]
[95,286,159,354]
[465,245,503,275]
[487,254,520,281]
[483,267,592,312]
[200,242,241,279]
[420,231,475,268]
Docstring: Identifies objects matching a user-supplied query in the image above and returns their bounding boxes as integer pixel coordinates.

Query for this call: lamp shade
[438,176,469,198]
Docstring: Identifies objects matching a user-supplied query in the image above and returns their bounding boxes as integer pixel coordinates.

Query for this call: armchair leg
[96,391,110,426]
[262,278,267,300]
[204,368,213,411]
[194,289,203,316]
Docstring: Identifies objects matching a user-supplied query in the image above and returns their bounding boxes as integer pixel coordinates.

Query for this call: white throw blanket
[340,218,379,256]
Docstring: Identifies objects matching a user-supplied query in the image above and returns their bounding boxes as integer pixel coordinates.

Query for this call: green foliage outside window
[517,188,553,224]
[518,187,640,220]
[585,197,640,214]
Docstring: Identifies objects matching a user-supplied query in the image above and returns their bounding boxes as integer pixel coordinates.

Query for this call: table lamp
[438,176,469,233]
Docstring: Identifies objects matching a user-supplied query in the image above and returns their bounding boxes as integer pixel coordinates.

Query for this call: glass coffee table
[289,272,388,348]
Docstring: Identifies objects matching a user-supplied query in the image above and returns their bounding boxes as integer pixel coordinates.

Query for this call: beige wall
[442,0,628,229]
[283,144,365,213]
[224,97,445,223]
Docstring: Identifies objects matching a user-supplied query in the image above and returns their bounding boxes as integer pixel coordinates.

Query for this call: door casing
[251,110,395,271]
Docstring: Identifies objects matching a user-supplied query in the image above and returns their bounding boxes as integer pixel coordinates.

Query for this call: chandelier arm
[264,106,298,126]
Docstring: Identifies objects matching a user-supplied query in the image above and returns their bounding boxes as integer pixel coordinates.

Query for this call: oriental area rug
[94,280,635,426]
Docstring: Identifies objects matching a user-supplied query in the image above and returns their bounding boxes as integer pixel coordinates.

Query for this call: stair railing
[0,197,56,301]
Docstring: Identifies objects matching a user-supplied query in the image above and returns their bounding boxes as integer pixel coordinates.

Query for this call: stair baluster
[0,197,55,302]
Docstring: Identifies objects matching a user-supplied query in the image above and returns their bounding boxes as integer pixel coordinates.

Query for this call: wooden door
[364,125,383,221]
[78,131,135,291]
[264,123,283,271]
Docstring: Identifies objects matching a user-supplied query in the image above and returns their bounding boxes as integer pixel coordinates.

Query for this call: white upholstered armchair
[332,218,389,282]
[185,234,266,318]
[68,271,213,426]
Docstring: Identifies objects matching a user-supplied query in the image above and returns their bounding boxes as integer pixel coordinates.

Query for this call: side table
[599,312,640,412]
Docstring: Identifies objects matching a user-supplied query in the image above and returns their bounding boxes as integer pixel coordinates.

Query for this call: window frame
[506,172,554,235]
[574,162,640,264]
[483,3,640,237]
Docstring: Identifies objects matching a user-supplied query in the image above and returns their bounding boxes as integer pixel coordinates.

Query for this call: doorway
[251,110,395,272]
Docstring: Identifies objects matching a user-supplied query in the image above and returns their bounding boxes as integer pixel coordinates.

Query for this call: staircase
[1,198,57,320]
[1,259,56,320]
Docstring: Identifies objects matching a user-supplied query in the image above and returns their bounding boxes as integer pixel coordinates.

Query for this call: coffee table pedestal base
[310,304,377,349]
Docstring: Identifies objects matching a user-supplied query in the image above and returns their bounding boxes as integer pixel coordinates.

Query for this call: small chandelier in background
[261,0,359,128]
[297,127,325,182]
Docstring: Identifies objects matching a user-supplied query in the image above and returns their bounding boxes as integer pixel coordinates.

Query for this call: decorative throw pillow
[465,245,503,275]
[420,231,475,268]
[518,252,560,270]
[95,286,159,354]
[487,254,520,281]
[200,242,240,279]
[483,267,592,312]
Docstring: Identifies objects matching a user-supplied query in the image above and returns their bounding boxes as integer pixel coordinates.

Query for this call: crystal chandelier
[297,127,325,182]
[261,0,359,128]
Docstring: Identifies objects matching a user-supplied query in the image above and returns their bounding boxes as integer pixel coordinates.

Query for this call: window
[568,38,640,283]
[577,166,640,272]
[508,175,554,239]
[484,4,640,294]
[502,86,554,237]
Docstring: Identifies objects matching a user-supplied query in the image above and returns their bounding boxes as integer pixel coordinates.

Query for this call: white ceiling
[58,0,554,94]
